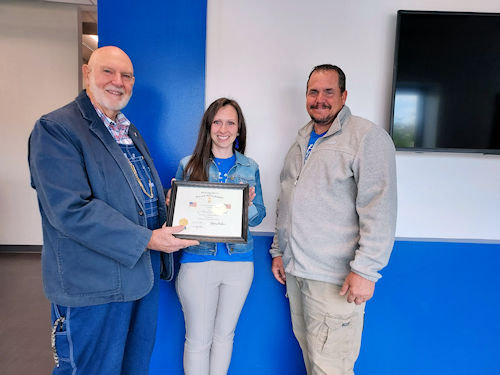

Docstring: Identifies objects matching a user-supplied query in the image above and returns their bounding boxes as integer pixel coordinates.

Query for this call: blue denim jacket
[175,151,266,255]
[28,91,172,307]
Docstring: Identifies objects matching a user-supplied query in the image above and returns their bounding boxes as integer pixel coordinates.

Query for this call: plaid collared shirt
[93,104,133,145]
[92,104,160,229]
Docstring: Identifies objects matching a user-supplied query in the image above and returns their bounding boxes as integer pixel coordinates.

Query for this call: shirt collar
[92,104,133,145]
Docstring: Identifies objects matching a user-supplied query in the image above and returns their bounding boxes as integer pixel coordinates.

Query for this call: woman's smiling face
[210,105,239,157]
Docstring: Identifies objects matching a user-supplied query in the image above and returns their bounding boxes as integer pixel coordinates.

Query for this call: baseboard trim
[0,245,42,253]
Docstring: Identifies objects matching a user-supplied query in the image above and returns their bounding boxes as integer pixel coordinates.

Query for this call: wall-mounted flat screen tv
[390,10,500,154]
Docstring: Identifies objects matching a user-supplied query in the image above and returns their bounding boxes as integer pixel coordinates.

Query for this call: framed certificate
[166,181,249,243]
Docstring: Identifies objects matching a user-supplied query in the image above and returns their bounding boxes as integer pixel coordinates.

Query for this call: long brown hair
[184,98,247,181]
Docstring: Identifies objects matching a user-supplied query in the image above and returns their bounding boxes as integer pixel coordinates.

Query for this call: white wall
[0,0,79,245]
[206,0,500,240]
[3,0,499,245]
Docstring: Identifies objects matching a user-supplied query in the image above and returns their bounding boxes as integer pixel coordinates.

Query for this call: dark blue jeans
[51,252,160,375]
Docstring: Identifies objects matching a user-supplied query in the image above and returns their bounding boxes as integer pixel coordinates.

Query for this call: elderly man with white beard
[29,46,198,375]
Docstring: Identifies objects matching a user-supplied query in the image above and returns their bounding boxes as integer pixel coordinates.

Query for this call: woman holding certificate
[174,97,266,375]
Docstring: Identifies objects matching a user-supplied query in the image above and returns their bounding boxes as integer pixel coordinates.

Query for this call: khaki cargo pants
[286,274,365,375]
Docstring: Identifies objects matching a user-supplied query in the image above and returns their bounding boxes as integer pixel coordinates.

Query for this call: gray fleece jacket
[270,105,397,285]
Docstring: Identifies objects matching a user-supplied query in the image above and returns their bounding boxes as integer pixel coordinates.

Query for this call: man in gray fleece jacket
[270,64,397,375]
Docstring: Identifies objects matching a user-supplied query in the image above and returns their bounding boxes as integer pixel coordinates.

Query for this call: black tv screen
[390,10,500,154]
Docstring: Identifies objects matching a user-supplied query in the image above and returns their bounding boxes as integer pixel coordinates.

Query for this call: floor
[0,252,53,374]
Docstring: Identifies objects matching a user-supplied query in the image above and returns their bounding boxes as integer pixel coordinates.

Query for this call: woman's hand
[165,178,175,206]
[248,186,255,206]
[166,189,171,206]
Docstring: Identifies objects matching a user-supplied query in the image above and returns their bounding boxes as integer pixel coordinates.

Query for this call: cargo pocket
[317,313,356,358]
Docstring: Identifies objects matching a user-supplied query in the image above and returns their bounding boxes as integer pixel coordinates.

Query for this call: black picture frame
[166,180,249,243]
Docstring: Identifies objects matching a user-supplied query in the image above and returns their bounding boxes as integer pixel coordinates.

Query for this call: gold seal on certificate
[166,181,249,243]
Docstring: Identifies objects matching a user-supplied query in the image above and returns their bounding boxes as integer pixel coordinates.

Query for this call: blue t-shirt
[305,129,327,161]
[180,154,253,263]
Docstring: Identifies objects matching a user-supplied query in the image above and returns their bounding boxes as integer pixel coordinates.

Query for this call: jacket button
[138,210,144,216]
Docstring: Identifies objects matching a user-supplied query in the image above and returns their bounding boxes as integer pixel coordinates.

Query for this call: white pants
[176,261,254,375]
[286,274,365,375]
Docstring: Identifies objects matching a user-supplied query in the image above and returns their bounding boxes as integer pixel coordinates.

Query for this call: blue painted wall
[152,238,500,375]
[98,0,207,187]
[98,1,500,374]
[357,240,500,374]
[150,235,305,375]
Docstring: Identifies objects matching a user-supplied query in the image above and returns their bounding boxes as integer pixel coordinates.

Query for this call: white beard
[88,75,131,113]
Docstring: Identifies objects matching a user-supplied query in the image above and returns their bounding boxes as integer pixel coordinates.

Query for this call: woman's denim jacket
[175,151,266,255]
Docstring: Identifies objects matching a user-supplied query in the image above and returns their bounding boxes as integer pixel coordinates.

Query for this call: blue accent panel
[357,240,500,375]
[150,237,500,374]
[97,0,207,187]
[150,268,185,374]
[150,236,305,374]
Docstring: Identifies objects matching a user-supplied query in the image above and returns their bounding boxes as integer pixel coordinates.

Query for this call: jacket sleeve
[29,117,152,269]
[350,126,397,282]
[175,160,186,180]
[269,198,283,258]
[248,167,266,227]
[269,233,283,258]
